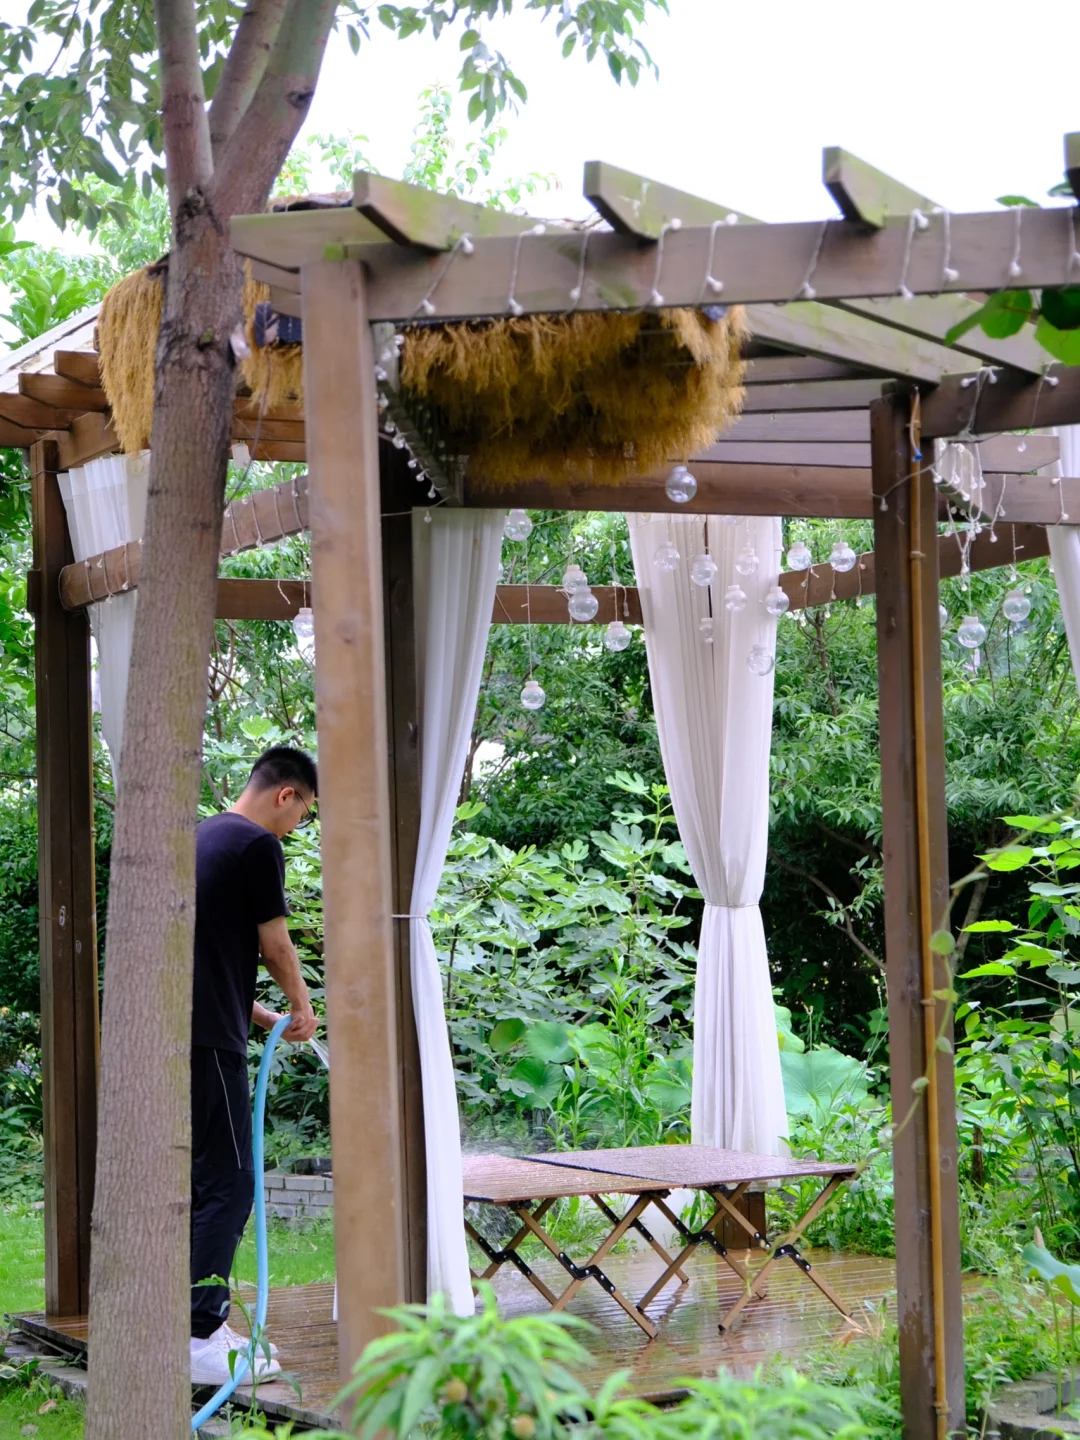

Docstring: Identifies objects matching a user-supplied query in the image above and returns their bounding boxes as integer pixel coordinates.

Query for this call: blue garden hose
[191,1013,292,1433]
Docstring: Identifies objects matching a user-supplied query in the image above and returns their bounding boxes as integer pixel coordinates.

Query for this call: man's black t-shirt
[193,813,289,1054]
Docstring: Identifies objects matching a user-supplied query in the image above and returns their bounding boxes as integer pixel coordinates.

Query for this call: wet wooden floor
[12,1248,897,1426]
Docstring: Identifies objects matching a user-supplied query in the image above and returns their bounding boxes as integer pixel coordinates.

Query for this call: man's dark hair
[248,746,318,797]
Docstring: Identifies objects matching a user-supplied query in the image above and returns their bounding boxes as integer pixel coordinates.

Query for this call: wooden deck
[11,1247,897,1426]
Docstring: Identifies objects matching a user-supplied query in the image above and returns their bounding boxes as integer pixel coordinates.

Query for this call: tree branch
[207,0,290,161]
[953,873,989,962]
[154,0,213,219]
[811,817,876,860]
[209,0,337,217]
[769,848,885,974]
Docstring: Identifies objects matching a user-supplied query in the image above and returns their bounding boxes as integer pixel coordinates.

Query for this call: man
[189,745,319,1387]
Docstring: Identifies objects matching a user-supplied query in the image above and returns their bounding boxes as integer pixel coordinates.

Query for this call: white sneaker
[220,1321,278,1360]
[190,1324,281,1386]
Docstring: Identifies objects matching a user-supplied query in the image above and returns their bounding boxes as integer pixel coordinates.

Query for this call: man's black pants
[191,1046,254,1340]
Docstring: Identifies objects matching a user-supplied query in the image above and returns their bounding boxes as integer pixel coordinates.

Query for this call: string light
[1002,590,1032,623]
[690,552,718,587]
[562,562,587,591]
[735,543,759,576]
[699,616,715,645]
[605,620,632,651]
[653,542,680,572]
[520,678,546,710]
[957,615,987,649]
[724,583,747,612]
[568,587,600,621]
[665,464,697,504]
[504,509,533,541]
[764,585,790,617]
[292,606,315,661]
[786,539,812,571]
[747,644,775,676]
[829,539,857,573]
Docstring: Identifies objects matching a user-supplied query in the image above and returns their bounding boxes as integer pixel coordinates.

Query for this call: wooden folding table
[530,1145,857,1333]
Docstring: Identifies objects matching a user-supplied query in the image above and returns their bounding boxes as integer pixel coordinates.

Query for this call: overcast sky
[13,0,1080,250]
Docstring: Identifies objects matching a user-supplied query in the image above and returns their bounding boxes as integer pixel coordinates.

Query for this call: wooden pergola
[10,141,1080,1438]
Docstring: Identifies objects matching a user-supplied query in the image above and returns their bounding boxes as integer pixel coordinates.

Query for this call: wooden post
[28,437,99,1316]
[301,260,406,1380]
[871,394,964,1439]
[381,446,427,1302]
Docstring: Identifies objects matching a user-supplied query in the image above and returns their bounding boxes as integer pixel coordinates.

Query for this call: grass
[0,1383,84,1440]
[0,1209,46,1317]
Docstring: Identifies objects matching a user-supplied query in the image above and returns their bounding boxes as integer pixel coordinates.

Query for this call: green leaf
[489,1018,526,1054]
[508,1056,564,1106]
[524,1021,574,1064]
[981,845,1034,872]
[1023,1243,1080,1304]
[780,1047,868,1123]
[1040,286,1080,331]
[1036,316,1080,365]
[1003,815,1062,832]
[460,28,481,49]
[1046,964,1080,985]
[957,962,1017,978]
[930,930,955,955]
[467,92,485,123]
[983,290,1033,338]
[962,919,1016,933]
[997,194,1039,207]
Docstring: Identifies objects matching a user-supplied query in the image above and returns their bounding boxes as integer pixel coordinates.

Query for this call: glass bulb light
[786,540,812,571]
[747,644,775,676]
[568,588,600,622]
[562,563,587,592]
[521,678,546,711]
[735,544,759,576]
[699,616,715,644]
[829,540,857,573]
[1002,590,1031,623]
[690,553,718,588]
[957,614,987,650]
[653,542,680,572]
[724,583,747,612]
[764,585,790,617]
[504,508,533,541]
[604,619,631,651]
[292,606,316,661]
[665,464,697,504]
[939,603,948,630]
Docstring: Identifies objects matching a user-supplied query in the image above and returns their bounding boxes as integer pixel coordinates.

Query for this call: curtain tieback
[705,901,759,910]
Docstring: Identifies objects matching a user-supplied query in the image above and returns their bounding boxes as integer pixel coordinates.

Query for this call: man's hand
[283,997,318,1044]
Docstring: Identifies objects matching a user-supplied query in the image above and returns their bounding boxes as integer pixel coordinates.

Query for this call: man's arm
[257,916,318,1043]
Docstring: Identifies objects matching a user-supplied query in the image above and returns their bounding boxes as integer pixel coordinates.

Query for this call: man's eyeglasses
[297,795,318,828]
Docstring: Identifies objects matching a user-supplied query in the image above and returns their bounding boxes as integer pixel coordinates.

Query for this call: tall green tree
[0,5,668,1438]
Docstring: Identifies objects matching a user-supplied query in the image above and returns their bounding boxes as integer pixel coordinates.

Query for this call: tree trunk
[85,200,241,1440]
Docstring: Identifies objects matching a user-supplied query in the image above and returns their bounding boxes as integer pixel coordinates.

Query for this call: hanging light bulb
[939,602,948,630]
[735,544,759,576]
[562,562,587,592]
[747,644,775,676]
[699,616,715,645]
[568,588,600,621]
[665,464,698,504]
[653,542,680,572]
[604,619,631,651]
[957,615,987,649]
[786,540,812,571]
[764,585,790,617]
[690,553,718,587]
[724,583,747,612]
[829,540,857,573]
[504,508,533,541]
[292,606,316,661]
[1002,590,1032,623]
[521,678,546,711]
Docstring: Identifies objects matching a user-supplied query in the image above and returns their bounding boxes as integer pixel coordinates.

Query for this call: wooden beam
[302,257,405,1380]
[492,585,643,625]
[56,413,118,469]
[380,453,427,1304]
[707,441,872,468]
[724,412,868,443]
[0,419,35,448]
[837,293,1048,373]
[779,523,1049,610]
[704,432,1056,473]
[28,438,98,1316]
[871,393,964,1439]
[354,170,535,249]
[823,146,936,229]
[744,356,881,385]
[740,378,886,412]
[919,367,1080,439]
[583,158,750,235]
[0,393,78,431]
[53,351,102,387]
[20,372,110,412]
[1066,132,1080,203]
[744,304,964,384]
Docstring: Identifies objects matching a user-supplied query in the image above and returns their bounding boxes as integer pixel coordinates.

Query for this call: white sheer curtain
[629,513,787,1155]
[57,454,149,774]
[1047,428,1080,690]
[411,507,504,1311]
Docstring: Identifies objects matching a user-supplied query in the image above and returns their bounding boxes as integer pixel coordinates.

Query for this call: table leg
[466,1200,559,1306]
[590,1192,689,1286]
